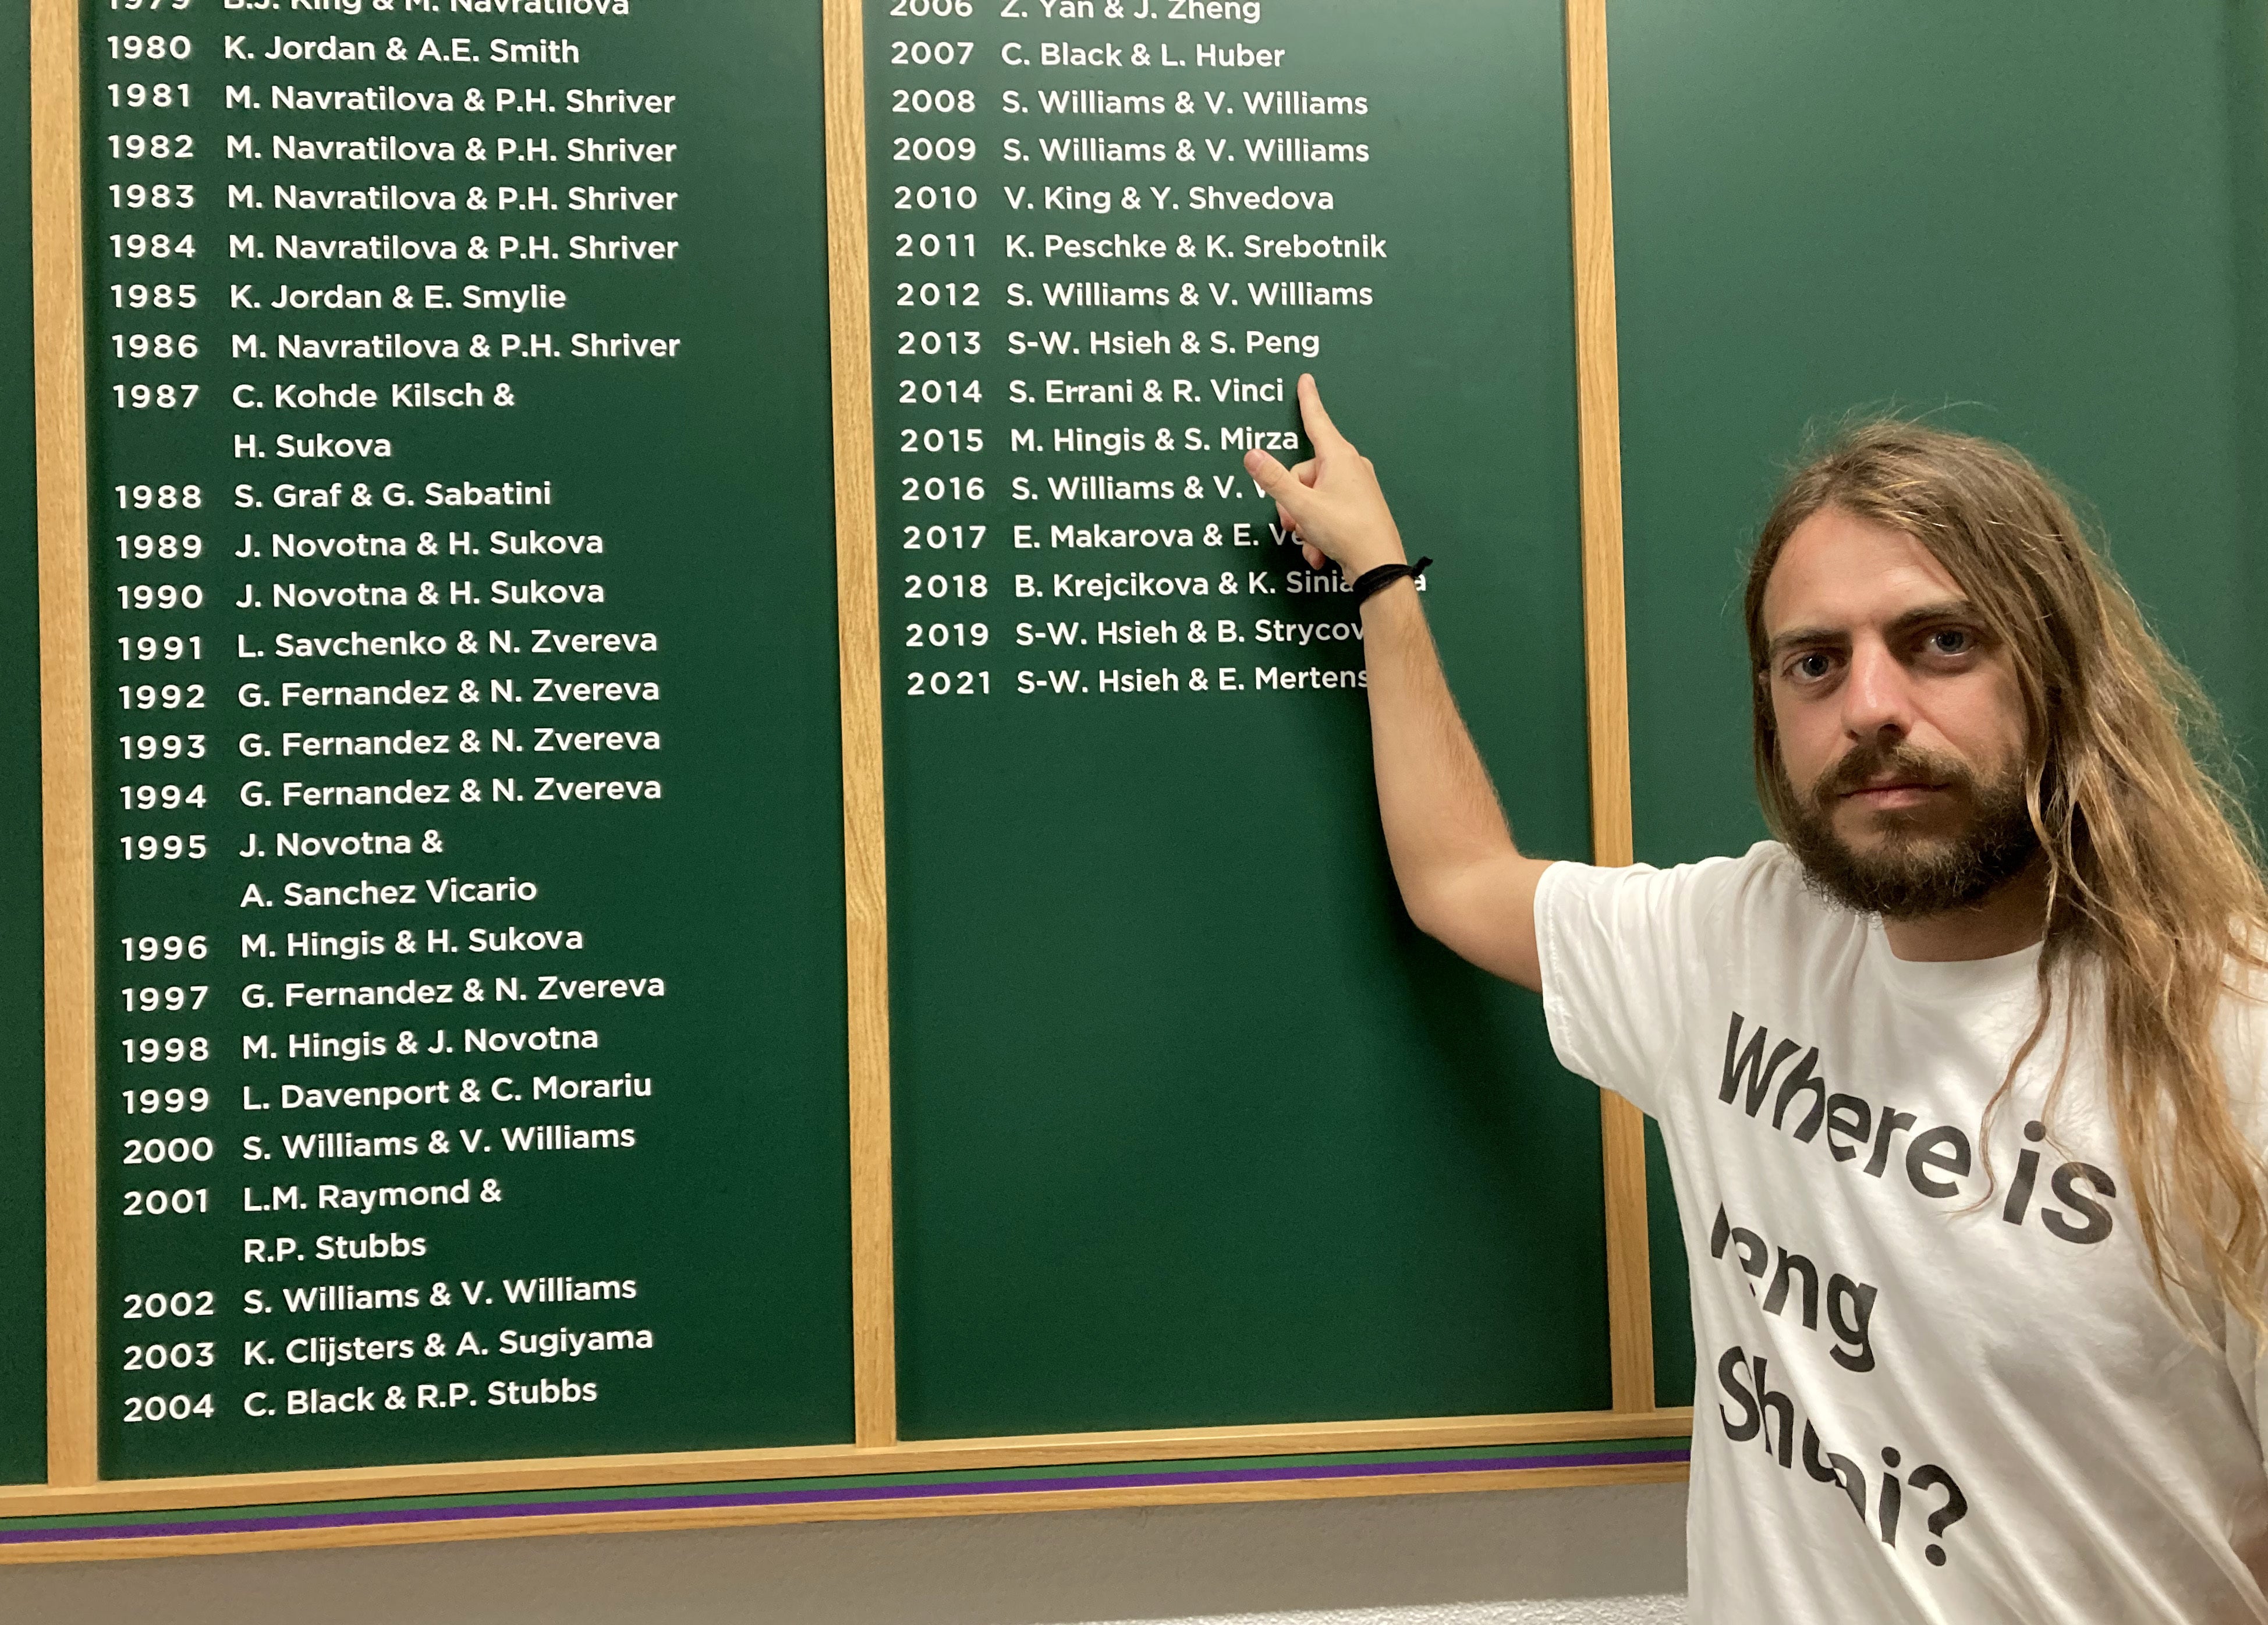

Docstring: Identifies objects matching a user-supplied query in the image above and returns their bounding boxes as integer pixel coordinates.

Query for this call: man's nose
[1840,638,1913,740]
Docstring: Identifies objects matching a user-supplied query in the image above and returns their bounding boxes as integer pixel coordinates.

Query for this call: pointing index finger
[1295,373,1352,458]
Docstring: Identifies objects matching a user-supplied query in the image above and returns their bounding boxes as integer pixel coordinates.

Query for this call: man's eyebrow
[1764,625,1843,662]
[1883,598,1982,637]
[1763,599,1980,664]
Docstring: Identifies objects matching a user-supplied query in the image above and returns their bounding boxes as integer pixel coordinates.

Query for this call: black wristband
[1351,556,1431,607]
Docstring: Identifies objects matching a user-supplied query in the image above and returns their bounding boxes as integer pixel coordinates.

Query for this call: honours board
[0,0,1686,1545]
[79,0,852,1477]
[864,0,1612,1436]
[1,0,45,1488]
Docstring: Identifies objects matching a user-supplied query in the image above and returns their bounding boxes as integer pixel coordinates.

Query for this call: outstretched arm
[1243,375,1554,991]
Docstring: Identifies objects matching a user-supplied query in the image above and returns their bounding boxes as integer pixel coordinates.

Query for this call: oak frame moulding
[8,0,1689,1559]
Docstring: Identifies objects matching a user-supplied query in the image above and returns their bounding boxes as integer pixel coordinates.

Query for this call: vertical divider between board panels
[823,0,899,1450]
[1562,0,1657,1414]
[30,0,98,1486]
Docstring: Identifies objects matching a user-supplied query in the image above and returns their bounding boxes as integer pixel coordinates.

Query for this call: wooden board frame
[1565,0,1657,1417]
[6,0,1686,1558]
[826,0,899,1457]
[31,0,98,1493]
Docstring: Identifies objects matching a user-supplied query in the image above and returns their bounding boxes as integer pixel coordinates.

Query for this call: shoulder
[1539,838,1819,933]
[1531,843,1833,1103]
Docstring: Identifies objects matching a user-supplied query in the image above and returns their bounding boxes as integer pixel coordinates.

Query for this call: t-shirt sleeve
[1533,855,1730,1121]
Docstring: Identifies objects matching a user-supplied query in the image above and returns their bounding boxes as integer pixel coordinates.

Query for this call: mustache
[1809,740,1977,804]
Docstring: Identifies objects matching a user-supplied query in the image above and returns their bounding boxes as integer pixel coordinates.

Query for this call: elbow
[1398,881,1458,947]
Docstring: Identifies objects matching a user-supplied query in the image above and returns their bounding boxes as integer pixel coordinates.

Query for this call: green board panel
[0,0,46,1486]
[1608,0,2268,1405]
[81,2,850,1475]
[871,0,1610,1437]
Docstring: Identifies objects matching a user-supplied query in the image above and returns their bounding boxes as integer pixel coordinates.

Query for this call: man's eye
[1790,652,1833,680]
[1928,628,1973,655]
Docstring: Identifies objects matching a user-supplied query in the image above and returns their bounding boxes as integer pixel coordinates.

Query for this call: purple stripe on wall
[0,1446,1689,1546]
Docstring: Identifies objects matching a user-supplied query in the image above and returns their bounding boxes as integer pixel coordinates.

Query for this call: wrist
[1351,556,1431,608]
[1338,540,1406,578]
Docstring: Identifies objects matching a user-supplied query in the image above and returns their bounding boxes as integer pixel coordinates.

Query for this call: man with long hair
[1246,377,2268,1621]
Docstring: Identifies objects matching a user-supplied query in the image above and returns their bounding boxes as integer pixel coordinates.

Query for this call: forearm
[1240,377,1552,987]
[1359,580,1522,926]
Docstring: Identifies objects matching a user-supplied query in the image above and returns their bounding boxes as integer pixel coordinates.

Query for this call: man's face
[1759,506,2037,918]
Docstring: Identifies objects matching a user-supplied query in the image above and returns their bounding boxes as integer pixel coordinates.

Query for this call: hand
[1242,374,1407,581]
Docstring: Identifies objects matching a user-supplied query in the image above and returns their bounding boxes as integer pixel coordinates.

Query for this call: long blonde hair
[1745,420,2268,1325]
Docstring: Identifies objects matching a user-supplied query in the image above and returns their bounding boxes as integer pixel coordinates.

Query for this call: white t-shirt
[1535,841,2268,1623]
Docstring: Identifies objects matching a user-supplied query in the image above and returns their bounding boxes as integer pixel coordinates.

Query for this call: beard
[1776,739,2039,920]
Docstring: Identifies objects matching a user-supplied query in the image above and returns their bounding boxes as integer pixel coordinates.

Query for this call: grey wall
[0,1481,1688,1623]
